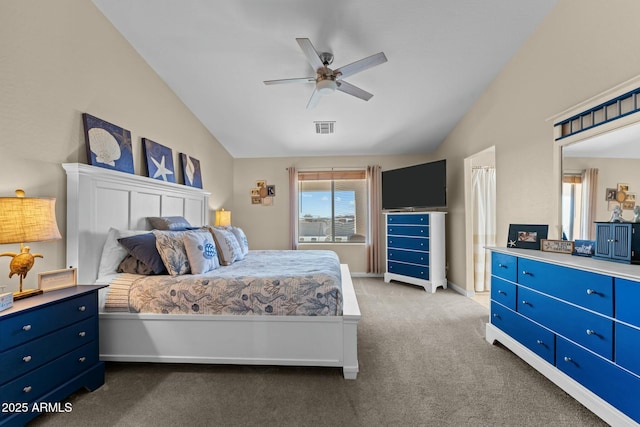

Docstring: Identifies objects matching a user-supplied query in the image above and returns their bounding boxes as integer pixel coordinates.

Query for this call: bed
[63,163,360,379]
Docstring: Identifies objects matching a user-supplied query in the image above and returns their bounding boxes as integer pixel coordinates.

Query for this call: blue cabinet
[487,249,640,425]
[0,285,105,426]
[384,212,446,293]
[594,222,640,263]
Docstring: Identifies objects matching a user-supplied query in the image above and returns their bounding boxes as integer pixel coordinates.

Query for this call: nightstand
[0,285,106,426]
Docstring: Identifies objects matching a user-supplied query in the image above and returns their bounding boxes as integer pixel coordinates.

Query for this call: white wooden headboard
[63,163,210,284]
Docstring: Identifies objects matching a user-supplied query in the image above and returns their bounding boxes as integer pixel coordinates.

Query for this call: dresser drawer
[518,258,613,316]
[387,261,429,280]
[387,236,429,251]
[0,340,98,405]
[0,317,97,385]
[491,302,555,364]
[557,336,640,423]
[615,278,640,325]
[387,249,429,266]
[0,293,96,351]
[387,214,429,225]
[491,253,517,282]
[518,287,613,359]
[615,323,640,374]
[490,277,516,310]
[387,225,429,238]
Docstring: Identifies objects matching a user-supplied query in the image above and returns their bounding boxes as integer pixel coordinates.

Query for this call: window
[562,174,582,241]
[298,170,367,243]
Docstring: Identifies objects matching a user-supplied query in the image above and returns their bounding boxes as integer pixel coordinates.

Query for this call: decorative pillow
[183,230,220,274]
[97,228,148,278]
[209,227,244,266]
[152,230,190,275]
[229,227,249,256]
[117,254,155,275]
[118,233,167,275]
[148,216,192,231]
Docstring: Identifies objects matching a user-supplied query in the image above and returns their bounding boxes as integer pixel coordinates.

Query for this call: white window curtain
[580,168,598,241]
[472,167,496,292]
[288,166,298,250]
[367,165,382,274]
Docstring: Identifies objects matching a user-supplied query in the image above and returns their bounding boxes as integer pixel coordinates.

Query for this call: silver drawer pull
[498,290,506,295]
[492,313,501,319]
[79,331,86,337]
[536,340,544,345]
[22,355,32,363]
[586,329,596,336]
[521,300,531,306]
[564,356,572,363]
[22,324,32,331]
[586,289,600,296]
[78,356,86,363]
[498,263,507,268]
[23,386,32,393]
[522,271,532,276]
[78,305,86,312]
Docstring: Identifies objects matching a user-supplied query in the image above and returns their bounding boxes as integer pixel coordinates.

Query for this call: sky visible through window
[299,191,355,218]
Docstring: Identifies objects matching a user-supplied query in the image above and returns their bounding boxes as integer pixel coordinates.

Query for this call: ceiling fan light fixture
[316,78,337,94]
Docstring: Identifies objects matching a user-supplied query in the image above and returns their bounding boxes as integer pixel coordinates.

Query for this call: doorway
[464,147,496,302]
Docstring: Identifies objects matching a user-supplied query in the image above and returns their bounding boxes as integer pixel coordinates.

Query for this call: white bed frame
[63,163,361,379]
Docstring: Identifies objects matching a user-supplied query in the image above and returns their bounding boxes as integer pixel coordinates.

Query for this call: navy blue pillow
[117,233,167,275]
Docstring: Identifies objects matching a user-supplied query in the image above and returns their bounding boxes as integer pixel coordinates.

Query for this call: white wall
[0,0,233,292]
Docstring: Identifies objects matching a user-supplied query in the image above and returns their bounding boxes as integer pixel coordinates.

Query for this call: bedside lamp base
[13,288,43,300]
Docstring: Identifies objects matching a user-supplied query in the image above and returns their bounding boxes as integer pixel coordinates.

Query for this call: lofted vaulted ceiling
[91,0,557,158]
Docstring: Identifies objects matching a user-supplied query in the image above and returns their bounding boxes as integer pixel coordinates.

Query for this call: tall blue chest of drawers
[0,285,105,426]
[384,212,447,293]
[487,248,640,426]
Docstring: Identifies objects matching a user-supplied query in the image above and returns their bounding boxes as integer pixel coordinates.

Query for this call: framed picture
[180,153,202,188]
[38,268,77,292]
[251,196,262,205]
[266,185,276,197]
[142,138,175,182]
[262,196,273,206]
[618,183,629,193]
[605,188,617,201]
[82,113,134,174]
[256,180,266,188]
[572,240,595,257]
[541,239,574,254]
[507,224,548,250]
[250,188,260,197]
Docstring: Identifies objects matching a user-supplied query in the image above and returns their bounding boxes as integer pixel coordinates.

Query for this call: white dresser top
[488,247,640,282]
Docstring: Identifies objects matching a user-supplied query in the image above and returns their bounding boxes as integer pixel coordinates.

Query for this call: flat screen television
[382,159,446,210]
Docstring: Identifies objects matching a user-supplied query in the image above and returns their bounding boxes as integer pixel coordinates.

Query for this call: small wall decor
[572,239,595,257]
[605,188,617,201]
[251,180,276,205]
[82,113,134,174]
[507,224,548,250]
[251,196,262,205]
[38,268,77,292]
[541,239,574,254]
[143,138,175,182]
[180,153,202,188]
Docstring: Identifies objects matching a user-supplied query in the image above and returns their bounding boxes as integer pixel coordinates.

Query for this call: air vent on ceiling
[314,121,335,134]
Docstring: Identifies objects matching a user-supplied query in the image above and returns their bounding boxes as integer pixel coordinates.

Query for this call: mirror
[562,121,640,240]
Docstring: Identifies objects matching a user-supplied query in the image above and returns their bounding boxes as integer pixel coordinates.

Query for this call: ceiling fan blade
[264,77,315,85]
[336,80,373,101]
[296,38,325,72]
[306,89,322,109]
[334,52,387,79]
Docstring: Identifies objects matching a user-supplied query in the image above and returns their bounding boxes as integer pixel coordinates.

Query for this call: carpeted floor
[29,277,607,426]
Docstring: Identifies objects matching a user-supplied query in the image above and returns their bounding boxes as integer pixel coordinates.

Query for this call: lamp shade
[0,190,62,244]
[214,209,231,227]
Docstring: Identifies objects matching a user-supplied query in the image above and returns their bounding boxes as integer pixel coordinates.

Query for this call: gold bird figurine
[0,245,43,281]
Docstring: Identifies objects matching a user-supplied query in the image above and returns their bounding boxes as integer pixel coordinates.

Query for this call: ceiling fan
[264,38,387,109]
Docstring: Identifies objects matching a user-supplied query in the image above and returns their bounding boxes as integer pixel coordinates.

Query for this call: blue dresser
[487,248,640,426]
[0,285,105,426]
[384,212,447,293]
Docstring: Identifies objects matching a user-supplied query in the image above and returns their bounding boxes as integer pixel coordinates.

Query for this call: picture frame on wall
[180,153,202,188]
[142,138,175,183]
[507,224,549,250]
[82,113,134,174]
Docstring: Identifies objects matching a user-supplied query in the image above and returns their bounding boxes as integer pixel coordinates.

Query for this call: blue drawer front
[387,261,429,280]
[490,277,517,311]
[387,236,429,251]
[491,302,555,364]
[0,340,99,405]
[557,337,640,423]
[615,323,640,374]
[0,317,97,385]
[387,225,429,237]
[0,293,96,352]
[518,288,613,359]
[518,258,613,317]
[387,214,429,225]
[615,278,640,325]
[491,253,517,282]
[387,249,429,266]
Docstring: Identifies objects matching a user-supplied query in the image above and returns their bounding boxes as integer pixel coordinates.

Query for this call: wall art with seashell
[82,113,134,174]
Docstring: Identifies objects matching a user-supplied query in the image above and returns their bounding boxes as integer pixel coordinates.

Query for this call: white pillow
[183,230,219,274]
[153,230,190,276]
[229,227,249,256]
[97,228,148,278]
[209,227,243,265]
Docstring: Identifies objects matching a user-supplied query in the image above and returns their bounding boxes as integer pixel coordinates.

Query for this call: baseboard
[350,272,384,278]
[447,280,475,297]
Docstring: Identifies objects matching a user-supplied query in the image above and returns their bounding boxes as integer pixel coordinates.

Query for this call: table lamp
[214,208,231,227]
[0,189,62,300]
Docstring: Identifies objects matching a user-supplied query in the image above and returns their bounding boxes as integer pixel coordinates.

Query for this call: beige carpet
[30,277,607,427]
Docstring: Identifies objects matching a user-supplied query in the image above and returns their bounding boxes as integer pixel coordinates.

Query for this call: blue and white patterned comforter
[104,250,343,316]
